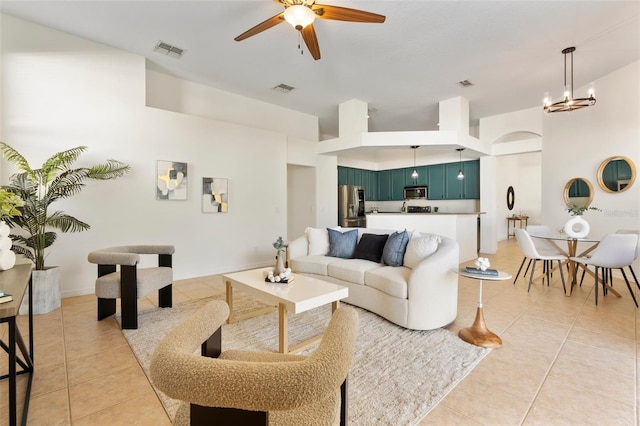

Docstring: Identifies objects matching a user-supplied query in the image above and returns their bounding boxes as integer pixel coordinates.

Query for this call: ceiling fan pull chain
[298,32,303,56]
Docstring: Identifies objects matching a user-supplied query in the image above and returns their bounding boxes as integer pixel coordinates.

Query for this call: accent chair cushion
[353,233,389,263]
[403,232,441,269]
[382,230,410,266]
[327,228,358,259]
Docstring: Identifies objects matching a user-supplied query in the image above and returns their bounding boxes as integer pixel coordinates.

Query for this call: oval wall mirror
[506,186,515,210]
[563,177,594,210]
[597,156,636,193]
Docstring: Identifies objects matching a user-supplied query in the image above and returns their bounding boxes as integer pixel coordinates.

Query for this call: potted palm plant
[0,142,130,314]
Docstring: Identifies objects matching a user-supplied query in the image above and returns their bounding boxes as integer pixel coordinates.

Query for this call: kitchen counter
[366,212,483,262]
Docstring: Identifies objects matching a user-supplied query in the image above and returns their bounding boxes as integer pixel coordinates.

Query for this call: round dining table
[528,231,620,298]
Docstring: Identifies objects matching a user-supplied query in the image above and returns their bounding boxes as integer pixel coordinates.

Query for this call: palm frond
[40,146,87,184]
[0,142,36,180]
[46,169,89,202]
[47,211,90,233]
[87,160,131,180]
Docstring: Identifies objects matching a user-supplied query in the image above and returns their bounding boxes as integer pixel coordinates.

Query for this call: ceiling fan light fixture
[284,5,315,30]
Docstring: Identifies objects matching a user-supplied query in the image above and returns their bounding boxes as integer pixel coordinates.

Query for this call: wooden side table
[507,216,528,239]
[457,268,512,348]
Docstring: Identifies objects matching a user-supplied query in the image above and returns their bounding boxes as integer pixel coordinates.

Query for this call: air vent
[272,83,295,93]
[457,79,473,87]
[154,41,185,58]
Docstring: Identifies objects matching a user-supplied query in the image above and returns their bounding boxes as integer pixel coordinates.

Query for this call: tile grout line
[515,274,588,424]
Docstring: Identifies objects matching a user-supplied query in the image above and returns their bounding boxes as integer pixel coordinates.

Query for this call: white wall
[0,15,322,297]
[542,60,640,271]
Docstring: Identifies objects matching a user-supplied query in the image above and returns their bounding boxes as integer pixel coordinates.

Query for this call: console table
[0,261,34,426]
[506,216,528,239]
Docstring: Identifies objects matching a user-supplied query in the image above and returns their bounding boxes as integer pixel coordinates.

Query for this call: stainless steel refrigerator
[338,185,366,227]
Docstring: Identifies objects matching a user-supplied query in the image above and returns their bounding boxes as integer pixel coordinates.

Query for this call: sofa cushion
[327,228,358,258]
[365,266,411,299]
[305,227,330,255]
[382,230,410,267]
[403,232,441,269]
[290,255,339,276]
[353,233,389,263]
[328,259,381,285]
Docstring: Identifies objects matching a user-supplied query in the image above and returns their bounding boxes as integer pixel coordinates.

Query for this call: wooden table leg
[458,279,502,348]
[225,281,234,323]
[332,300,340,313]
[279,303,288,354]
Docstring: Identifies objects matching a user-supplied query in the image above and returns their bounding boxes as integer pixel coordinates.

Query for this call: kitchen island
[366,212,483,262]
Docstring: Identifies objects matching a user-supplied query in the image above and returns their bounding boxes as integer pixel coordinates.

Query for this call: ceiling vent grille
[272,83,295,93]
[457,79,473,87]
[154,41,185,58]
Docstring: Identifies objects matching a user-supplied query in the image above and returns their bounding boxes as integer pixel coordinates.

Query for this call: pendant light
[543,46,596,113]
[410,146,419,180]
[456,148,465,180]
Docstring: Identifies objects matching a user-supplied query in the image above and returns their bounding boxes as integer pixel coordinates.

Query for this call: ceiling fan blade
[234,12,285,41]
[312,4,385,23]
[301,24,321,60]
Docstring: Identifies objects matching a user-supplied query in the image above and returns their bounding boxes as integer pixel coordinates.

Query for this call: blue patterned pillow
[382,230,410,266]
[327,228,359,259]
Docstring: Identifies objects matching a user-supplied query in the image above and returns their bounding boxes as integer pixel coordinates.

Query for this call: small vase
[564,216,590,238]
[274,253,285,275]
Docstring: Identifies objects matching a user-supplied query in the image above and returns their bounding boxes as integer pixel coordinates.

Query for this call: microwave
[404,186,427,200]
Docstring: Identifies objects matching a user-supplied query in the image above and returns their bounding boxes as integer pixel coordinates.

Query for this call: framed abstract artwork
[156,160,188,200]
[202,177,228,213]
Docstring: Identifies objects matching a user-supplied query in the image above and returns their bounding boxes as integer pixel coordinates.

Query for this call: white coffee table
[223,268,348,354]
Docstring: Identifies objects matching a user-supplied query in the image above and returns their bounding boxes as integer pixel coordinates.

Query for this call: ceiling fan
[234,0,386,60]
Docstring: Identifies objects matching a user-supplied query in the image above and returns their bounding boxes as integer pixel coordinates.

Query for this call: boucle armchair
[87,245,174,329]
[150,300,359,425]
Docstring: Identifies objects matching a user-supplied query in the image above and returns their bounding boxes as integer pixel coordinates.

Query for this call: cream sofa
[287,227,459,330]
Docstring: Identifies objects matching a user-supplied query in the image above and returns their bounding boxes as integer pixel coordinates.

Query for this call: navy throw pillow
[327,228,359,259]
[382,230,410,266]
[353,233,389,263]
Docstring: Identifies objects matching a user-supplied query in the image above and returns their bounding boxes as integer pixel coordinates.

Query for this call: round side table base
[458,307,502,348]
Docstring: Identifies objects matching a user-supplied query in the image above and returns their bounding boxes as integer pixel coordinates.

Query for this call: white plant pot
[19,267,61,315]
[564,216,590,239]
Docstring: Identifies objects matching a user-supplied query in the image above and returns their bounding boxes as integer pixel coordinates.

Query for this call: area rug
[121,295,489,425]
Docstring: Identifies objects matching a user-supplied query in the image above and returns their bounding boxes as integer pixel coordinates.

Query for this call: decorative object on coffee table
[272,236,286,275]
[457,265,512,348]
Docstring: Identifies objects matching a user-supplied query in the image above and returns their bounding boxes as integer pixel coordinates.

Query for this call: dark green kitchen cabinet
[338,166,348,185]
[391,169,406,200]
[445,163,464,199]
[366,171,378,200]
[377,170,392,200]
[404,166,428,187]
[445,160,479,199]
[462,160,480,199]
[427,164,446,199]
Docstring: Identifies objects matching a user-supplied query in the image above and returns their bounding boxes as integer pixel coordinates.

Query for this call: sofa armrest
[406,236,459,329]
[287,236,308,264]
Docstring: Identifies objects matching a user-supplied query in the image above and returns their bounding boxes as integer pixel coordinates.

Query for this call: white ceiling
[1,0,639,142]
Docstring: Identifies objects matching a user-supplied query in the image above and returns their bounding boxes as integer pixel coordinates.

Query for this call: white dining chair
[570,233,639,307]
[519,225,566,284]
[617,229,640,288]
[514,228,567,292]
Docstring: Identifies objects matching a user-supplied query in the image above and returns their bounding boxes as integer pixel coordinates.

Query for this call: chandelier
[543,47,596,113]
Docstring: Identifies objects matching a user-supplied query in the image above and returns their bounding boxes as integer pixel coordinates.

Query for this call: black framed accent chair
[149,300,359,426]
[87,245,174,329]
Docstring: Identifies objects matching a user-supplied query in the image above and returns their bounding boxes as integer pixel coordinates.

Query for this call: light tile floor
[1,238,638,425]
